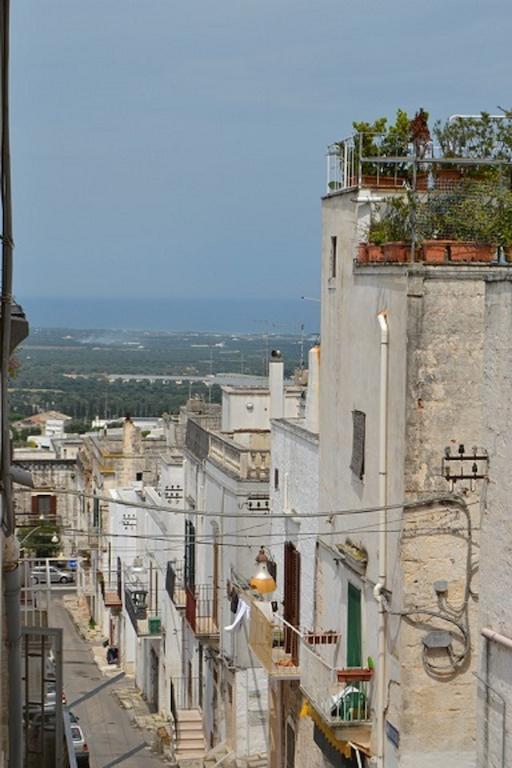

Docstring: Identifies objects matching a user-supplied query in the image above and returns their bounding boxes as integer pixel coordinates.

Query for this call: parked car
[29,708,79,728]
[71,724,90,767]
[30,566,74,584]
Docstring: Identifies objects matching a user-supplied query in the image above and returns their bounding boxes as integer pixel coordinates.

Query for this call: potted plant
[352,110,411,188]
[366,197,411,263]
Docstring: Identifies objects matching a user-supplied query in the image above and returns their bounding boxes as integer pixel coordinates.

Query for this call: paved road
[49,597,165,768]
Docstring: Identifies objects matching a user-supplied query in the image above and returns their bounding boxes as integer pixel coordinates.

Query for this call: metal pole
[5,564,22,768]
[0,0,13,534]
[376,312,389,768]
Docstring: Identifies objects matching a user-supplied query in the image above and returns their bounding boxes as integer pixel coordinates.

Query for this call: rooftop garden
[339,109,512,264]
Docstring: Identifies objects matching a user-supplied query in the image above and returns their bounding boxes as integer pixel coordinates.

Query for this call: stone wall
[478,281,512,768]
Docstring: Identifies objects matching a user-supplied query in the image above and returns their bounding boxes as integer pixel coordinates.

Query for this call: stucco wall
[270,418,319,630]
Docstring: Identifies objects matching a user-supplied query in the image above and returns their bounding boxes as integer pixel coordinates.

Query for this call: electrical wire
[13,484,481,521]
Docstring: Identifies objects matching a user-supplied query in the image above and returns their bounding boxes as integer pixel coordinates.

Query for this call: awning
[300,699,372,758]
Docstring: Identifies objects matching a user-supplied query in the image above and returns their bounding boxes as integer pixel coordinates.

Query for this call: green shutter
[347,583,362,667]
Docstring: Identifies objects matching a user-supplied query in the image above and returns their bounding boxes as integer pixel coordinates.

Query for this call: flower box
[336,667,374,683]
[449,242,495,262]
[305,631,340,646]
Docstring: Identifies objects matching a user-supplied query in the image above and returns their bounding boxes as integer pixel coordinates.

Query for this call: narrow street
[49,596,166,768]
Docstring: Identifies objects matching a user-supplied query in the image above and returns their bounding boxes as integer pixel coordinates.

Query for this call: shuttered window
[350,410,366,480]
[184,519,196,588]
[31,494,57,518]
[347,583,362,667]
[283,541,301,664]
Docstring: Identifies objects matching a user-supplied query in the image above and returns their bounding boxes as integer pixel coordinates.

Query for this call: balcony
[124,588,162,637]
[99,576,122,609]
[185,417,270,482]
[166,561,186,609]
[185,584,219,639]
[248,602,301,680]
[209,433,270,481]
[300,640,372,739]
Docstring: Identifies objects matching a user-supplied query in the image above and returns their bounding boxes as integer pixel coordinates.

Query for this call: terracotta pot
[434,168,463,185]
[382,242,410,263]
[415,172,429,191]
[337,668,374,683]
[504,246,512,263]
[367,244,385,262]
[421,240,452,264]
[357,243,368,264]
[449,243,495,262]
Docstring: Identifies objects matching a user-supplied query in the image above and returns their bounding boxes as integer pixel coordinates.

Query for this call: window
[350,410,366,480]
[184,519,196,588]
[347,583,362,667]
[31,494,56,519]
[274,468,279,491]
[329,235,337,279]
[283,541,301,663]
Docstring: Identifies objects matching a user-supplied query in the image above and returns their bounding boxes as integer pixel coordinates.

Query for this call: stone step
[176,720,204,732]
[177,708,203,722]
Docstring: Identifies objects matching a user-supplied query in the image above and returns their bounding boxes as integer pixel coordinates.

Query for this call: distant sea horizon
[19,296,320,335]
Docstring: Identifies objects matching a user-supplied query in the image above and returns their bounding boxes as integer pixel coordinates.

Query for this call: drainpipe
[376,311,389,768]
[481,627,512,651]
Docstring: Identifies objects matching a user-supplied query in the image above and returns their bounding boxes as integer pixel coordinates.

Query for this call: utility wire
[13,485,480,521]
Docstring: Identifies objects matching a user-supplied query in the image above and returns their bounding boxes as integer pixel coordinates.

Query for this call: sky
[10,0,512,303]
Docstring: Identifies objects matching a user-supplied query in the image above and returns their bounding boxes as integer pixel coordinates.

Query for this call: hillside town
[2,108,512,768]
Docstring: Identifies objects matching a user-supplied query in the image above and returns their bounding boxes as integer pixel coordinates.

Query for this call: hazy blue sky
[10,0,512,301]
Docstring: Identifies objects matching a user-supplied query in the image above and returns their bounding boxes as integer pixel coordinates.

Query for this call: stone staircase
[175,709,207,766]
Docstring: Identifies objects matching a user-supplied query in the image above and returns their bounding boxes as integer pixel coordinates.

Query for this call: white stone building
[181,374,303,763]
[287,155,512,768]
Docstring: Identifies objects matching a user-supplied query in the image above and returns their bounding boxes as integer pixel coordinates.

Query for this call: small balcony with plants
[299,636,373,739]
[123,558,162,637]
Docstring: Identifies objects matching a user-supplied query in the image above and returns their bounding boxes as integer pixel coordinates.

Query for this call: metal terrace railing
[300,640,372,728]
[326,132,512,194]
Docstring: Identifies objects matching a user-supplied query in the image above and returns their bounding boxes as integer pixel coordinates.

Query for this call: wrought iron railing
[166,561,186,607]
[185,584,218,636]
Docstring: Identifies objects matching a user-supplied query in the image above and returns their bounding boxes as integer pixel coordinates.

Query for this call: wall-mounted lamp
[250,546,277,595]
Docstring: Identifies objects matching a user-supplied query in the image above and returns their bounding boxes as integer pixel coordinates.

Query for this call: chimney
[269,349,284,420]
[305,345,320,433]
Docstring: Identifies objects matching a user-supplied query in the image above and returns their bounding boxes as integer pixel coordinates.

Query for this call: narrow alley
[49,597,166,768]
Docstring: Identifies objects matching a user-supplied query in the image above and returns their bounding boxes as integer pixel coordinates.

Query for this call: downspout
[376,311,389,768]
[482,627,512,651]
